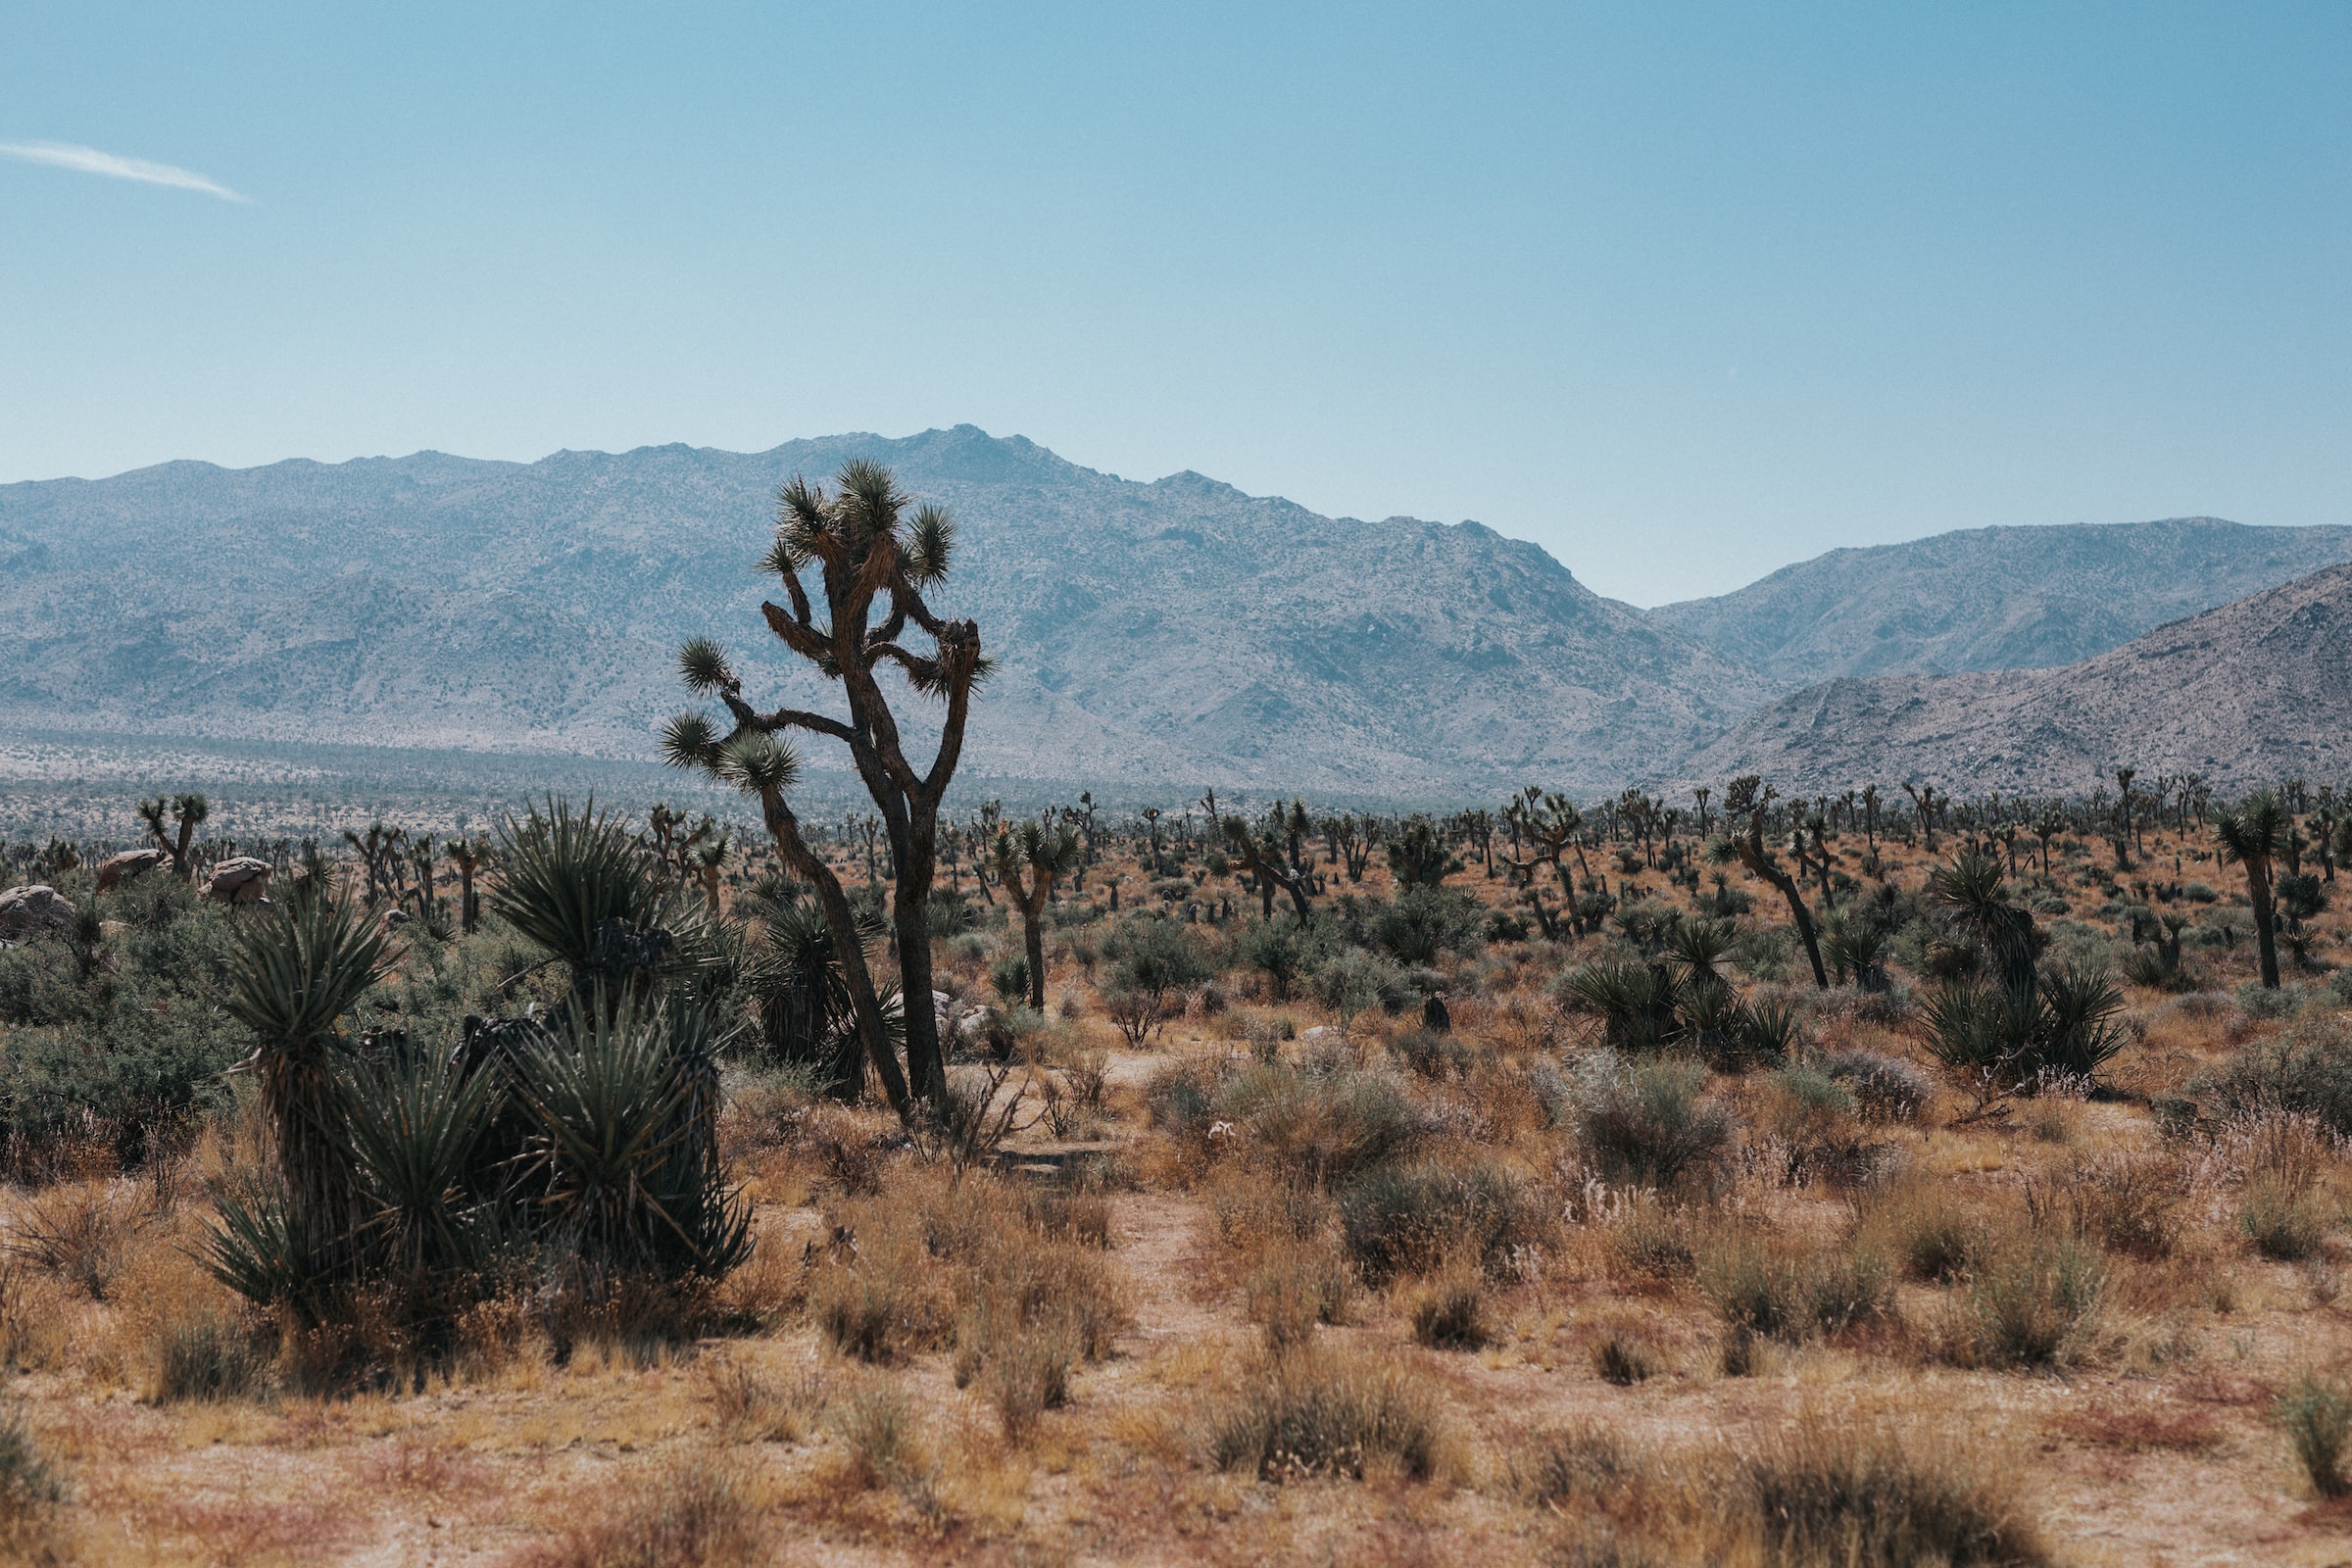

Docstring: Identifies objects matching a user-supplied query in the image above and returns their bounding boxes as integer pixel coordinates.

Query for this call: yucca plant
[748,889,882,1100]
[337,1050,499,1277]
[509,990,749,1284]
[1559,960,1683,1052]
[223,889,394,1261]
[201,1178,339,1318]
[491,799,704,1002]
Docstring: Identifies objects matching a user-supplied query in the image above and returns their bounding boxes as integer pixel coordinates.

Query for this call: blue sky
[3,3,2346,605]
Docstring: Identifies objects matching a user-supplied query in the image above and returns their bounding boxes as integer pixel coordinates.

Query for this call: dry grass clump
[832,1384,943,1514]
[149,1299,274,1402]
[810,1165,1128,1440]
[7,1180,151,1300]
[1715,1416,2050,1566]
[2022,1150,2188,1259]
[1695,1219,1892,1358]
[2221,1109,2338,1261]
[1586,1313,1670,1384]
[1405,1266,1490,1349]
[1201,1344,1453,1482]
[1214,1062,1420,1186]
[520,1448,763,1568]
[1949,1228,2110,1371]
[1511,1413,2047,1567]
[2278,1368,2352,1498]
[1854,1173,1976,1282]
[1511,1417,1648,1515]
[1244,1240,1354,1349]
[701,1354,826,1444]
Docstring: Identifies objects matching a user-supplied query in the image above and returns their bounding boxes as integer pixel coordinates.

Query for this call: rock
[96,848,168,893]
[206,857,273,905]
[0,885,74,941]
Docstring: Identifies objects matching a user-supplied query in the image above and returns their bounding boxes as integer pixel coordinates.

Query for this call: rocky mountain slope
[0,427,1768,797]
[1651,517,2352,685]
[1682,563,2352,795]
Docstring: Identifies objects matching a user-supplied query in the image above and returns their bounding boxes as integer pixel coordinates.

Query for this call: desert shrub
[1818,1048,1933,1122]
[810,1230,954,1363]
[1217,1063,1416,1186]
[1236,920,1305,1002]
[1102,914,1212,996]
[2278,1369,2352,1498]
[2223,1109,2336,1261]
[1697,1223,1892,1346]
[1406,1269,1489,1349]
[1588,1317,1667,1385]
[1558,961,1683,1052]
[832,1386,940,1508]
[2191,1022,2352,1137]
[700,1355,823,1445]
[1856,1176,1976,1283]
[1310,949,1404,1029]
[1722,1417,2049,1567]
[1959,1231,2109,1370]
[1337,1158,1529,1284]
[150,1301,273,1402]
[1512,1419,1643,1514]
[988,954,1029,1004]
[1602,1196,1696,1283]
[2022,1152,2187,1259]
[1245,1242,1354,1349]
[0,1400,64,1540]
[1202,1346,1450,1482]
[1370,887,1485,966]
[975,1328,1072,1440]
[1142,1054,1225,1135]
[10,1181,150,1299]
[532,1449,762,1568]
[1572,1054,1732,1188]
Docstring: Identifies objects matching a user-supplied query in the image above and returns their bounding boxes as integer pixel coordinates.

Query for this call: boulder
[206,858,274,905]
[0,885,74,941]
[96,848,169,893]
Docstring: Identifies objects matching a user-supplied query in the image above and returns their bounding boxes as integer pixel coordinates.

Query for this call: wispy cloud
[0,140,247,202]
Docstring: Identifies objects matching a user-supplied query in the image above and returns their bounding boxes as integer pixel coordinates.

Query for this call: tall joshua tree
[662,461,985,1116]
[995,819,1081,1009]
[2215,792,2287,990]
[1710,775,1829,989]
[138,792,210,881]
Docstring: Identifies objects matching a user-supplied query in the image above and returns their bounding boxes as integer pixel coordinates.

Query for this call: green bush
[1572,1054,1732,1187]
[2190,1022,2352,1137]
[1338,1159,1528,1284]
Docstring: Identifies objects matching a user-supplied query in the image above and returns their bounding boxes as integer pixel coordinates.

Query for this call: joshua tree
[138,792,210,881]
[1386,815,1460,887]
[1710,775,1829,989]
[342,821,407,909]
[1503,788,1587,933]
[2215,792,2288,990]
[662,461,984,1116]
[1901,782,1942,852]
[447,833,490,934]
[1208,791,1314,920]
[690,832,733,908]
[994,819,1081,1009]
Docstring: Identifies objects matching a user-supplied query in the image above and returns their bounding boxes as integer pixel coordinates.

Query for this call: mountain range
[4,426,2346,802]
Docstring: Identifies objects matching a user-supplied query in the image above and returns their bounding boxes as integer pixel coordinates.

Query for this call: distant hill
[1650,517,2352,686]
[0,426,1768,799]
[1682,562,2352,794]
